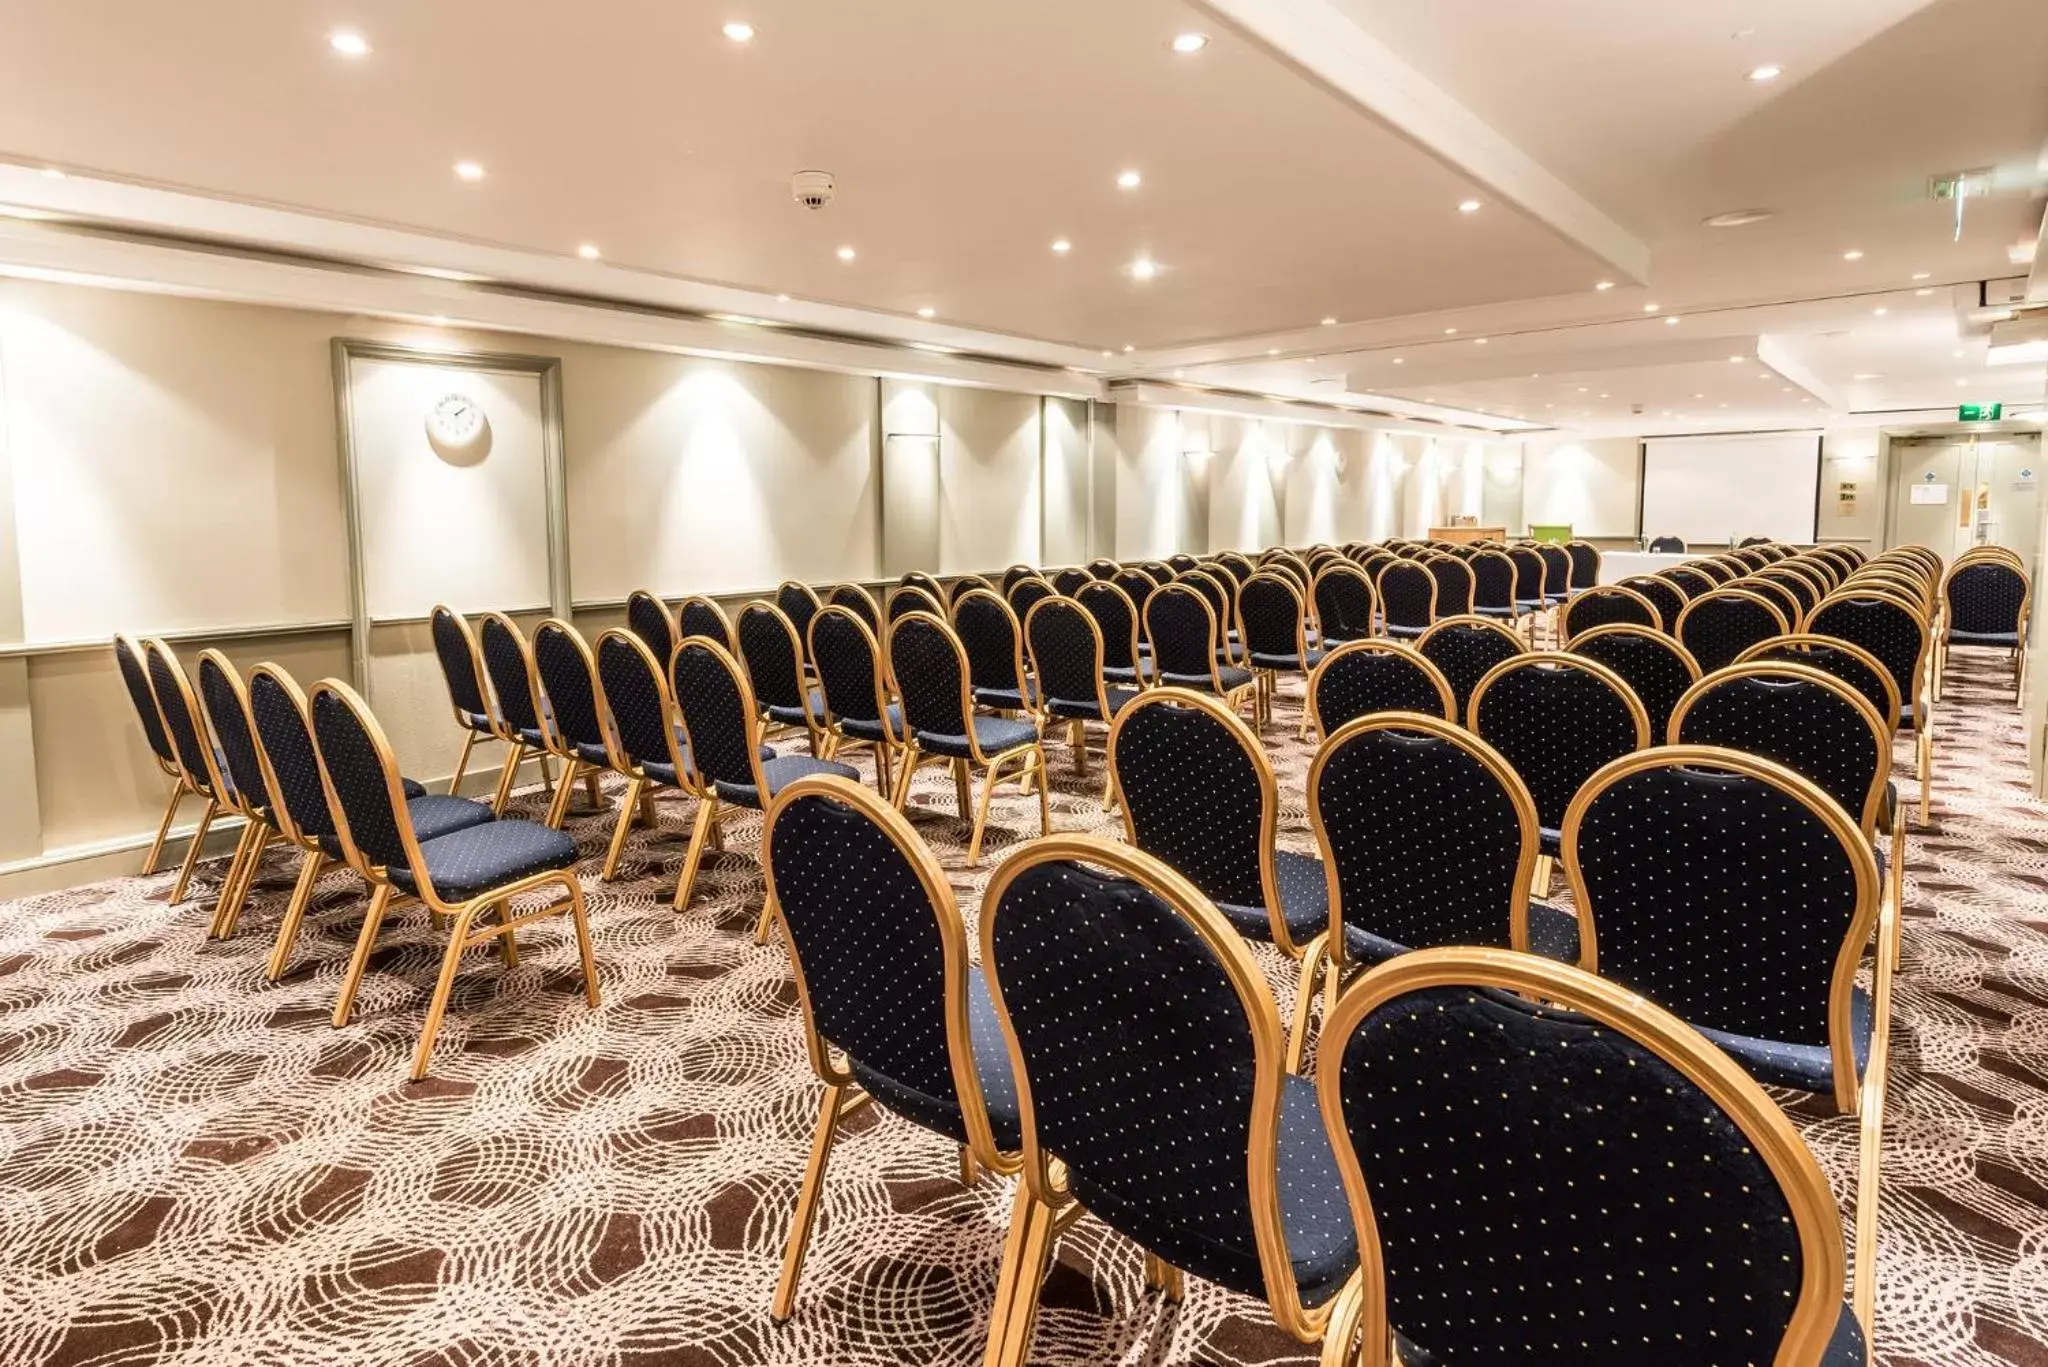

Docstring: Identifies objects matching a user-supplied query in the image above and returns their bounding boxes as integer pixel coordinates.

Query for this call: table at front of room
[1597,551,1694,583]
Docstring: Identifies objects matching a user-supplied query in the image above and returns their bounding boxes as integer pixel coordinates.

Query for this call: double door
[1887,433,2042,562]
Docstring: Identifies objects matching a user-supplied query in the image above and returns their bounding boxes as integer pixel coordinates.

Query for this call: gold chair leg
[752,885,781,946]
[213,825,275,940]
[141,785,185,876]
[981,1178,1060,1367]
[673,798,718,911]
[1917,728,1932,827]
[873,741,894,797]
[1071,720,1088,776]
[567,878,601,1006]
[332,884,396,1027]
[952,758,972,819]
[1035,750,1052,835]
[772,1081,850,1324]
[409,905,479,1081]
[492,898,519,967]
[1141,1252,1185,1303]
[891,749,920,810]
[600,777,645,881]
[1853,857,1900,1341]
[449,730,477,796]
[267,850,329,982]
[544,761,578,830]
[583,768,603,810]
[537,751,556,799]
[967,761,998,866]
[206,822,260,939]
[168,798,220,906]
[490,744,524,815]
[1286,933,1331,1075]
[638,784,658,826]
[959,1143,980,1187]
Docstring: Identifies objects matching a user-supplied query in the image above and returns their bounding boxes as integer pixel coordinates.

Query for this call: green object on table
[1528,524,1573,544]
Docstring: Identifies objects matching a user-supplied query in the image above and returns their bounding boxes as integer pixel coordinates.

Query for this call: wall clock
[426,392,489,452]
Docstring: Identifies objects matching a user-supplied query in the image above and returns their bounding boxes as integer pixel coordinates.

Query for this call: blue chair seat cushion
[766,688,827,727]
[711,755,860,809]
[1102,662,1154,686]
[1161,665,1255,694]
[1250,648,1327,671]
[848,964,1022,1153]
[1698,986,1874,1096]
[1472,605,1517,619]
[1046,687,1141,721]
[574,740,613,768]
[1949,629,2019,646]
[1343,900,1579,966]
[1539,825,1561,857]
[400,777,428,799]
[389,817,579,902]
[1216,643,1249,664]
[1395,1300,1865,1367]
[1067,1072,1356,1308]
[1514,598,1546,611]
[973,680,1042,711]
[914,715,1041,760]
[319,793,494,860]
[459,709,494,734]
[1385,623,1426,639]
[1216,850,1329,947]
[839,704,905,744]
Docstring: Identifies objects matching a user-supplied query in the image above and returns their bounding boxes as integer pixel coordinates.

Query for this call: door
[1888,433,2042,561]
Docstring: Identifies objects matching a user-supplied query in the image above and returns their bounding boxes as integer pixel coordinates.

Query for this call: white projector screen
[1640,432,1822,547]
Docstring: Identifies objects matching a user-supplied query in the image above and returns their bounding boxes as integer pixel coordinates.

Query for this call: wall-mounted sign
[1958,403,2003,422]
[1909,482,1949,505]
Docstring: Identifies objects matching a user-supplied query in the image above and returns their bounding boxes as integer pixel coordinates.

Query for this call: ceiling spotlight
[1267,348,1280,356]
[1117,169,1143,190]
[1474,337,1489,345]
[329,30,371,57]
[1746,64,1783,82]
[1728,355,1745,363]
[577,243,601,260]
[917,307,936,319]
[1391,358,1404,365]
[1050,238,1072,254]
[1457,199,1482,214]
[1664,315,1681,325]
[1101,350,1113,358]
[723,21,756,41]
[1853,372,1883,380]
[453,161,485,181]
[1643,303,1660,313]
[776,294,791,302]
[428,315,451,327]
[1841,249,1864,261]
[1912,271,1931,281]
[1872,306,1888,316]
[1129,257,1159,281]
[1444,327,1459,335]
[1172,32,1209,53]
[1916,288,1935,296]
[836,245,856,261]
[1703,209,1774,228]
[1595,280,1615,291]
[1123,344,1136,354]
[1173,369,1185,378]
[1321,316,1337,326]
[39,166,64,180]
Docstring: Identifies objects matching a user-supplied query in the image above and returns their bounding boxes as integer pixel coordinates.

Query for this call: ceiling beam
[1345,337,1757,391]
[1189,0,1651,283]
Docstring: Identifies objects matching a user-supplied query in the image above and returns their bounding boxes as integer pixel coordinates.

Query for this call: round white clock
[425,392,489,451]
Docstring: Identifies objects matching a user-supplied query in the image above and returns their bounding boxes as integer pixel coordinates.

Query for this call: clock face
[426,392,488,450]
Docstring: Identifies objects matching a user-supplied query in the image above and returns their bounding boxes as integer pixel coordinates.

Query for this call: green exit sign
[1959,402,2004,422]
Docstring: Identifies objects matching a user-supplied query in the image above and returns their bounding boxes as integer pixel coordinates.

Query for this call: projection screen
[1639,432,1822,547]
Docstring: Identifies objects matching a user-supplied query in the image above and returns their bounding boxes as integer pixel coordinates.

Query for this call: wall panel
[939,388,1040,573]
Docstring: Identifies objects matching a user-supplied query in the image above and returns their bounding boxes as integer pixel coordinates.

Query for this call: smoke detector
[791,170,836,210]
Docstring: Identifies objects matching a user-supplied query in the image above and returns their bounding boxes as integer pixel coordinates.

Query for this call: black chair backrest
[1213,553,1255,584]
[1109,691,1267,910]
[677,595,737,652]
[671,638,764,791]
[1177,567,1233,626]
[1322,949,1847,1367]
[1567,625,1699,743]
[1144,585,1224,685]
[1663,565,1717,599]
[1237,573,1306,659]
[1618,575,1685,631]
[1806,595,1926,726]
[1692,558,1738,585]
[308,683,412,874]
[626,590,676,664]
[1005,576,1055,622]
[952,590,1025,695]
[1675,588,1788,674]
[827,583,881,631]
[888,585,945,621]
[776,581,823,652]
[478,613,544,735]
[1166,553,1200,574]
[1000,565,1036,594]
[1566,750,1875,1072]
[1051,568,1092,596]
[533,621,608,756]
[1424,556,1474,615]
[1312,716,1535,954]
[1673,665,1887,833]
[1470,656,1648,834]
[947,575,995,608]
[1311,565,1375,644]
[1647,534,1687,553]
[1376,561,1436,632]
[737,603,808,713]
[1945,560,2028,636]
[596,630,684,778]
[1415,618,1524,721]
[1087,557,1121,580]
[1025,598,1105,710]
[888,613,973,741]
[1311,642,1455,732]
[1736,575,1804,630]
[1560,584,1659,639]
[1506,547,1546,602]
[809,607,889,727]
[114,636,176,768]
[1535,544,1571,596]
[429,606,492,720]
[1073,581,1141,672]
[1467,550,1515,613]
[1757,567,1821,616]
[143,641,219,797]
[899,570,946,602]
[1111,569,1158,618]
[1737,634,1898,732]
[195,652,267,815]
[248,667,332,841]
[1564,541,1601,590]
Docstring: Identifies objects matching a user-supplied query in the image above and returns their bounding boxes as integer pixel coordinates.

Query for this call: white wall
[1522,435,1640,538]
[939,388,1041,572]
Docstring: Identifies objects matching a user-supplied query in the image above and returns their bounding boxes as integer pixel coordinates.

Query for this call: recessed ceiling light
[1599,393,1610,399]
[1117,170,1143,190]
[916,307,936,319]
[1307,356,1320,363]
[1101,350,1113,358]
[1172,32,1209,52]
[1643,303,1660,313]
[1444,327,1458,335]
[1577,387,1589,393]
[453,161,485,181]
[1124,344,1136,354]
[1872,306,1888,316]
[428,315,450,327]
[1841,249,1864,261]
[577,243,601,260]
[836,245,856,261]
[1050,239,1072,255]
[1173,369,1185,378]
[1957,378,1969,387]
[776,294,791,302]
[1746,64,1783,82]
[1267,348,1280,356]
[1912,271,1931,281]
[1728,355,1745,363]
[1693,393,1706,399]
[1595,280,1615,291]
[1129,257,1159,281]
[1853,372,1883,380]
[39,166,64,180]
[1703,209,1774,228]
[1321,316,1337,326]
[1391,358,1404,365]
[1664,315,1681,326]
[723,21,756,42]
[329,30,371,57]
[1457,199,1482,214]
[1916,288,1935,296]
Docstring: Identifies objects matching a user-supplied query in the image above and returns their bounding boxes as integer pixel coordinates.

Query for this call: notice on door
[1910,482,1949,505]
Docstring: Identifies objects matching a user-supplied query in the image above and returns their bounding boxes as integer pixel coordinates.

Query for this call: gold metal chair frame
[737,601,826,756]
[1142,584,1259,720]
[1673,586,1790,662]
[115,634,197,880]
[1557,583,1661,641]
[1934,553,2031,705]
[884,611,1050,866]
[477,611,564,817]
[1312,946,1852,1367]
[1239,571,1322,737]
[1308,563,1378,647]
[978,835,1353,1367]
[191,648,284,943]
[887,584,946,621]
[139,638,236,908]
[1733,575,1808,632]
[591,628,708,891]
[429,605,504,800]
[826,581,882,628]
[759,775,1024,1324]
[806,606,907,797]
[1306,640,1457,738]
[675,594,739,653]
[1022,596,1123,806]
[951,587,1037,713]
[528,620,614,830]
[1072,578,1153,693]
[310,678,600,1082]
[1371,561,1439,639]
[1811,588,1935,824]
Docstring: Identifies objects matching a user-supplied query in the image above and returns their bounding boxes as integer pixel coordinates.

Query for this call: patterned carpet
[1,650,2045,1366]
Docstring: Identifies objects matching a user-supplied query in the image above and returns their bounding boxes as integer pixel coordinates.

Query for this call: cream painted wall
[1204,417,1284,553]
[1111,405,1192,559]
[939,388,1041,573]
[1522,435,1641,538]
[1041,397,1091,565]
[1817,426,1887,547]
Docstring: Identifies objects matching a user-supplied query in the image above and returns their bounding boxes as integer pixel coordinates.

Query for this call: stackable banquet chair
[1073,579,1151,688]
[1809,591,1933,822]
[1000,564,1037,595]
[884,612,1048,865]
[1423,556,1475,618]
[1534,544,1573,612]
[594,629,704,886]
[1469,654,1648,895]
[759,776,1023,1325]
[899,570,947,604]
[1004,575,1055,624]
[1415,616,1526,723]
[1308,641,1455,734]
[1738,634,1900,740]
[1557,583,1659,640]
[477,612,560,814]
[429,605,502,796]
[1505,546,1550,638]
[310,679,596,1082]
[1086,557,1122,580]
[1647,534,1687,553]
[1310,563,1376,647]
[977,837,1359,1366]
[1663,564,1719,600]
[1674,586,1790,674]
[1213,549,1258,584]
[825,582,881,633]
[1111,568,1160,620]
[1564,539,1602,594]
[246,663,487,981]
[952,589,1036,712]
[1240,572,1325,735]
[531,620,616,829]
[737,602,825,755]
[1563,747,1892,1329]
[1761,564,1827,616]
[1177,567,1246,661]
[1567,624,1700,744]
[1025,596,1138,797]
[1050,567,1092,597]
[1937,552,2030,701]
[775,581,824,664]
[676,594,739,653]
[193,650,284,939]
[1616,574,1685,633]
[1693,557,1739,585]
[1374,561,1435,641]
[669,638,859,925]
[1315,947,1868,1367]
[947,574,997,609]
[625,589,677,665]
[1142,584,1257,716]
[887,584,946,622]
[114,634,194,877]
[808,606,907,795]
[1738,574,1807,631]
[141,639,238,906]
[1166,552,1200,574]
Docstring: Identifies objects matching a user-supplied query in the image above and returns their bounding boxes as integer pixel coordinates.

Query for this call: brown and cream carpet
[2,651,2045,1366]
